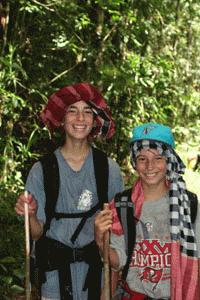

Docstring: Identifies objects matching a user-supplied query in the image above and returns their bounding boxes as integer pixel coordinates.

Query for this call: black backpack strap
[92,147,109,207]
[31,153,59,291]
[70,203,101,243]
[40,152,60,233]
[114,188,136,281]
[187,190,198,224]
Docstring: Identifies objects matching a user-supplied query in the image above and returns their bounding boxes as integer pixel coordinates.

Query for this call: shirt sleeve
[25,161,46,223]
[107,157,124,201]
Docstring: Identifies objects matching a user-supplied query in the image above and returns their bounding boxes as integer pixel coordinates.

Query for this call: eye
[136,156,146,162]
[84,108,93,114]
[155,156,164,160]
[66,107,77,113]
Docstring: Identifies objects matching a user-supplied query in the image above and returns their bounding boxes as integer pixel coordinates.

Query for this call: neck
[61,139,90,156]
[60,139,90,171]
[142,181,168,201]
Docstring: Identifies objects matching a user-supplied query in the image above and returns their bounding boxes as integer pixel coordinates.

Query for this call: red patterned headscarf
[40,82,115,139]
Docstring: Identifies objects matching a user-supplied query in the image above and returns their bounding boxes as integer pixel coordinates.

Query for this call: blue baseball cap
[130,122,175,148]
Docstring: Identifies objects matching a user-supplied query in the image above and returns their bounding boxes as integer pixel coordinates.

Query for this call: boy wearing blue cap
[95,123,200,300]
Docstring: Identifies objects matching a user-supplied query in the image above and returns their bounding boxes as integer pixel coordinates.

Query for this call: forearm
[15,193,43,240]
[29,214,43,240]
[95,206,120,268]
[109,247,120,270]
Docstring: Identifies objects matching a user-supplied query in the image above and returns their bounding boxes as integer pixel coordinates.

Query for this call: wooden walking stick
[24,191,31,300]
[103,203,111,300]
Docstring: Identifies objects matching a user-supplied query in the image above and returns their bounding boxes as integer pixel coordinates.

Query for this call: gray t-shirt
[26,147,124,300]
[110,193,200,299]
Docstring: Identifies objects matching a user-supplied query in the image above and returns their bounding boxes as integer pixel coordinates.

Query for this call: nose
[146,159,154,170]
[76,110,85,121]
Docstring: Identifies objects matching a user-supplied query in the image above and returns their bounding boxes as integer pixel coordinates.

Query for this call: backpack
[113,188,198,294]
[30,147,109,292]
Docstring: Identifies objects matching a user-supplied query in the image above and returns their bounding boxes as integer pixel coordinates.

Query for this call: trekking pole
[24,191,31,300]
[103,203,111,300]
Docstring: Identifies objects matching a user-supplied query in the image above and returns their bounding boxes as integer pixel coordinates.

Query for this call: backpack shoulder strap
[92,147,109,207]
[114,189,133,249]
[40,152,60,233]
[187,190,198,224]
[114,188,136,281]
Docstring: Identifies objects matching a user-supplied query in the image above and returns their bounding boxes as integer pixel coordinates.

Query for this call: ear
[92,119,97,127]
[61,115,66,127]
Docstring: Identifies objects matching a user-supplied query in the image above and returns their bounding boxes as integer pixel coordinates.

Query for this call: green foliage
[0,190,25,298]
[0,0,200,297]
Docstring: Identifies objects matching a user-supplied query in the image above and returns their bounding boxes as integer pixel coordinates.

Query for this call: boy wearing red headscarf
[15,83,124,300]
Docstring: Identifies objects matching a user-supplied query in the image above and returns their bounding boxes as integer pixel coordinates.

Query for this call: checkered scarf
[130,140,199,300]
[40,82,115,139]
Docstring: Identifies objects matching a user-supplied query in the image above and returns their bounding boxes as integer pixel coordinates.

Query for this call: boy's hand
[15,192,37,216]
[94,204,112,250]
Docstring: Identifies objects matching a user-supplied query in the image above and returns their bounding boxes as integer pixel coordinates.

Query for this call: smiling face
[135,148,167,190]
[63,100,94,142]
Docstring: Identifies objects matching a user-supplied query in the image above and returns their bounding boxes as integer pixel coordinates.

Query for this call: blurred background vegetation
[0,0,199,298]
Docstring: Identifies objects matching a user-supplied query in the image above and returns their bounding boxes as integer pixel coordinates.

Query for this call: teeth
[74,125,85,129]
[146,173,156,177]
